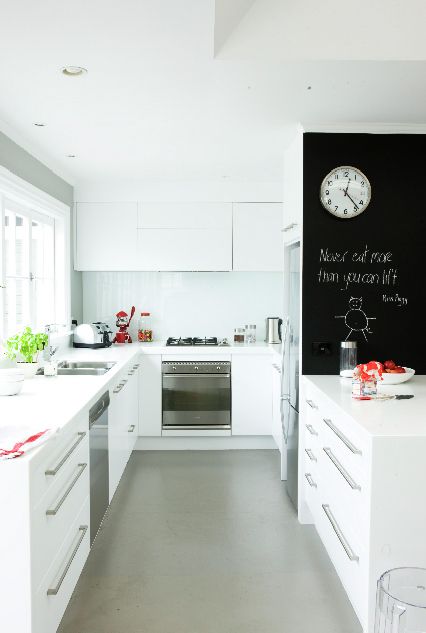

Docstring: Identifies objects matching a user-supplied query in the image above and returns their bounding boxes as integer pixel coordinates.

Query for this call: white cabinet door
[136,228,232,271]
[232,203,283,271]
[75,202,138,270]
[283,128,303,243]
[139,354,162,436]
[231,355,273,435]
[138,202,231,229]
[126,363,140,454]
[109,371,129,501]
[109,362,140,501]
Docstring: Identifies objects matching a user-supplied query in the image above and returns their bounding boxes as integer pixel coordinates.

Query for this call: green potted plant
[4,327,48,378]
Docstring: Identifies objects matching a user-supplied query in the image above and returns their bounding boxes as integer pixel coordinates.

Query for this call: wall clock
[320,166,371,218]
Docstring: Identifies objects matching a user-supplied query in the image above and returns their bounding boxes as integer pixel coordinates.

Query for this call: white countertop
[0,345,141,434]
[0,341,279,462]
[304,374,426,438]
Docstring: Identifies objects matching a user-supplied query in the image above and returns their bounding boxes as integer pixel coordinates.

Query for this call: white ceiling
[1,0,426,186]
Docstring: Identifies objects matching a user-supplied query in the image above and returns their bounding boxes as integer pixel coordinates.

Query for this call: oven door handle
[163,373,231,378]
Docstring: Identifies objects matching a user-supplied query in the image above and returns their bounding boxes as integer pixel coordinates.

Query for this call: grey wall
[0,131,82,323]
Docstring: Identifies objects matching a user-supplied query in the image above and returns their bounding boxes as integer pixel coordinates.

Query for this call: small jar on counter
[138,312,153,342]
[234,328,245,344]
[245,324,256,344]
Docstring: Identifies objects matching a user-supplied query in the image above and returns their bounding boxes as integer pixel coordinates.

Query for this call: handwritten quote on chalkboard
[317,244,407,307]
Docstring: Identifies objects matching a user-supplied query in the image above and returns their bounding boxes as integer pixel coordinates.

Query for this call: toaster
[73,322,113,349]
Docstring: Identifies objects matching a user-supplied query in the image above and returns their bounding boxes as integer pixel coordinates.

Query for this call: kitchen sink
[37,361,116,376]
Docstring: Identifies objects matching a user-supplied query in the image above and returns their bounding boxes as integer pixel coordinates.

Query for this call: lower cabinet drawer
[33,497,90,633]
[31,435,89,591]
[316,498,364,623]
[30,414,88,507]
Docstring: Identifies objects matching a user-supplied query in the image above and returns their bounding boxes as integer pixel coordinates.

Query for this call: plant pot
[17,362,39,379]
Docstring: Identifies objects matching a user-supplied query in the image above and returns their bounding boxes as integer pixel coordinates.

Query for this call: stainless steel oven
[162,361,231,430]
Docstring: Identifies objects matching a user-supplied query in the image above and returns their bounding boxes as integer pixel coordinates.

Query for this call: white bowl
[380,367,415,385]
[0,379,24,396]
[0,368,25,382]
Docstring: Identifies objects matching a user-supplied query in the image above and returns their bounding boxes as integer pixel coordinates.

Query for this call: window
[0,168,70,340]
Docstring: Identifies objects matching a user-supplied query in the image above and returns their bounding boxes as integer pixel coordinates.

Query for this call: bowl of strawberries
[380,360,415,385]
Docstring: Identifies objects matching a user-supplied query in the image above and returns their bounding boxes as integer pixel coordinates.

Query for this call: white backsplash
[82,272,283,342]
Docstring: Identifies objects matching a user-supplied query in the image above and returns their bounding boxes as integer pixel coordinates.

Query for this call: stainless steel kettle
[265,317,283,344]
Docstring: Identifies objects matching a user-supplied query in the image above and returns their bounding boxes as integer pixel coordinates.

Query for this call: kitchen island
[300,374,426,633]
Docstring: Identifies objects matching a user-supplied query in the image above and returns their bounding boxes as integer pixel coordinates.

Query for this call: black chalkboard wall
[302,132,425,375]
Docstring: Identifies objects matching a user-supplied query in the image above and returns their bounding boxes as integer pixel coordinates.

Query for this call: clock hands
[344,178,350,195]
[345,192,359,210]
[342,178,359,210]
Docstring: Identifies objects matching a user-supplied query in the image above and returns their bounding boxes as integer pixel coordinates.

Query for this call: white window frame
[0,165,71,339]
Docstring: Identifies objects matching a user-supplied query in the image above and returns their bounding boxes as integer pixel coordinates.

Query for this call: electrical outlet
[312,342,332,356]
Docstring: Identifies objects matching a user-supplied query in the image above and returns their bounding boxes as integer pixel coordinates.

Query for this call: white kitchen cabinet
[0,412,90,633]
[75,202,138,270]
[231,355,273,435]
[135,202,232,271]
[136,227,232,271]
[138,202,232,229]
[232,203,283,271]
[138,353,162,436]
[282,127,303,243]
[109,360,139,501]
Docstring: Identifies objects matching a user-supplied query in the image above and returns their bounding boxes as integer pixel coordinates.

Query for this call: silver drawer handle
[305,424,318,436]
[282,222,298,232]
[306,399,317,409]
[128,424,136,433]
[113,385,123,394]
[163,373,231,379]
[322,504,359,562]
[121,379,128,385]
[272,363,281,373]
[305,473,317,488]
[133,364,140,369]
[46,463,87,516]
[305,448,317,462]
[47,525,88,595]
[45,432,86,476]
[323,418,362,455]
[323,448,361,490]
[128,370,135,375]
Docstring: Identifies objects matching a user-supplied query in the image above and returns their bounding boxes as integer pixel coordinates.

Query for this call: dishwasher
[89,391,110,544]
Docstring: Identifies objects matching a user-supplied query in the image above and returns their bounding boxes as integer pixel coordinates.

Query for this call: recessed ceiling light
[66,154,76,158]
[61,66,87,77]
[34,122,45,127]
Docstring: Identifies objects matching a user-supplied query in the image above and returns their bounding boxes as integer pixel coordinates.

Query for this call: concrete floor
[58,450,362,633]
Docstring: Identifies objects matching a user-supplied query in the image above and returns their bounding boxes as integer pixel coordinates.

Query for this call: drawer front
[30,414,88,507]
[319,444,366,542]
[315,499,364,623]
[31,434,89,591]
[33,497,90,633]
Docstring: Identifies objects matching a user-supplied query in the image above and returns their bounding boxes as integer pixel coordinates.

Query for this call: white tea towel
[0,426,57,460]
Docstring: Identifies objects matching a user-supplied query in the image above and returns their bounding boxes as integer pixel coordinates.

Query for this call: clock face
[320,166,371,218]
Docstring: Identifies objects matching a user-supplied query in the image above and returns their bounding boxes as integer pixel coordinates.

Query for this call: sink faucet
[43,324,63,361]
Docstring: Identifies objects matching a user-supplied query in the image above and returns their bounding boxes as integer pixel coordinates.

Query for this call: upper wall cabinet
[282,127,303,243]
[136,202,232,271]
[74,200,283,272]
[75,202,138,271]
[232,202,283,271]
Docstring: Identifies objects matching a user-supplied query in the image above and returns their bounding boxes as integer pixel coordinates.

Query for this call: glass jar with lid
[138,312,153,342]
[245,324,256,344]
[234,328,245,344]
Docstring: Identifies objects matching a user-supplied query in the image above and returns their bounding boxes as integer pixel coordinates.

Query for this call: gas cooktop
[166,337,229,346]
